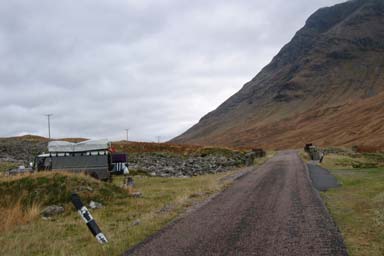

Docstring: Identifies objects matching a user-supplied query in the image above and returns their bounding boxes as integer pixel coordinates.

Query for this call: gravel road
[124,151,348,256]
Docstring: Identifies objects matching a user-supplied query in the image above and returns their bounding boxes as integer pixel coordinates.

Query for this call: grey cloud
[0,0,346,141]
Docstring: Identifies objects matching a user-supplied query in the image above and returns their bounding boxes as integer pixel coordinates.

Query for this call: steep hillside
[172,0,384,149]
[214,91,384,149]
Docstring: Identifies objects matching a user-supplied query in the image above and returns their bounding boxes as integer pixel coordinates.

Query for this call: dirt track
[125,151,348,256]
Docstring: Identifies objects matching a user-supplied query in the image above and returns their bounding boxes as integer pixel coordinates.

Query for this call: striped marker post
[71,193,108,244]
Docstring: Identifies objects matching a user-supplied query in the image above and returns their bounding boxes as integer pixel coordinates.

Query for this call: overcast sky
[0,0,346,142]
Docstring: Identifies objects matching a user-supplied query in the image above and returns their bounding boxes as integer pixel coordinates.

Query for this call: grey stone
[41,205,64,217]
[89,201,103,209]
[129,192,142,198]
[126,151,248,177]
[76,185,93,192]
[131,219,141,226]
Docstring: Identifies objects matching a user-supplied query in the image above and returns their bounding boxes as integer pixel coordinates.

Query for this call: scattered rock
[76,185,93,192]
[131,219,141,226]
[0,137,47,163]
[41,205,64,217]
[127,152,250,177]
[129,192,142,198]
[157,204,175,213]
[89,201,103,209]
[177,175,191,179]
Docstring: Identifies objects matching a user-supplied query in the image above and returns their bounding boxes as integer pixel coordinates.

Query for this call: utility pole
[45,114,53,140]
[156,136,161,143]
[125,129,129,141]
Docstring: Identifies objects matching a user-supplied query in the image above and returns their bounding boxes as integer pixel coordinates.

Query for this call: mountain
[172,0,384,149]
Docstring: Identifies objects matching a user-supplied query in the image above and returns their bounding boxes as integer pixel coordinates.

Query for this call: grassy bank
[0,167,253,256]
[0,162,18,173]
[321,151,384,170]
[319,152,384,256]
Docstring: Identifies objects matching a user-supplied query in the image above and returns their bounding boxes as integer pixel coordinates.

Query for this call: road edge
[300,154,349,255]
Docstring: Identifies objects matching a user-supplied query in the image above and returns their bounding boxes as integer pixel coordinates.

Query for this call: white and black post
[71,193,108,244]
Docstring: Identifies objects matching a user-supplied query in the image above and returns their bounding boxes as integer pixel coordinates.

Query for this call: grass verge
[322,150,384,170]
[0,166,256,256]
[0,162,19,173]
[320,152,384,256]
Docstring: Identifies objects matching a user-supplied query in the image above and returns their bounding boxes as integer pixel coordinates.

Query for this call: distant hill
[172,0,384,149]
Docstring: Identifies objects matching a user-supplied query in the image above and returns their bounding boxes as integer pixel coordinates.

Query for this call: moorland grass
[0,162,19,173]
[319,152,384,256]
[0,168,248,256]
[323,168,384,256]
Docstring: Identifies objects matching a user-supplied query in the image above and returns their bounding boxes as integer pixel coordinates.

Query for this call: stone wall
[128,151,253,177]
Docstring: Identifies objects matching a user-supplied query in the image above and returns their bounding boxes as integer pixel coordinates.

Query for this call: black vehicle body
[34,151,128,181]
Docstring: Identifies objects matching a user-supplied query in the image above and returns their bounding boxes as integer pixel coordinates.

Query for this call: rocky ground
[0,136,48,173]
[128,151,252,177]
[0,136,47,164]
[0,136,256,176]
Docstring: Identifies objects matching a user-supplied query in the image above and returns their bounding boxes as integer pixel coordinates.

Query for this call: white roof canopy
[48,139,110,152]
